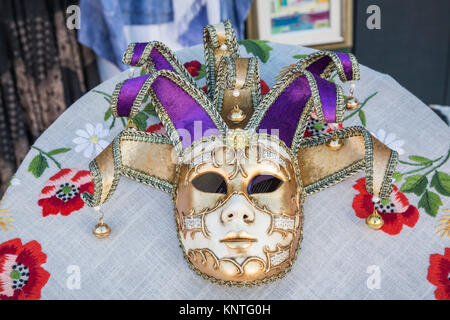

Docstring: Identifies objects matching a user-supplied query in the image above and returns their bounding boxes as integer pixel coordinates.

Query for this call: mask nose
[221,193,255,225]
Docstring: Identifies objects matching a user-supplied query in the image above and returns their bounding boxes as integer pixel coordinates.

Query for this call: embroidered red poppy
[145,122,167,134]
[201,79,270,96]
[38,168,94,217]
[427,248,450,300]
[303,110,343,137]
[0,238,50,300]
[260,79,269,95]
[352,178,419,235]
[184,60,202,77]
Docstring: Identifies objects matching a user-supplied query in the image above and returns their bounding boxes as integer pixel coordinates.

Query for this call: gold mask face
[175,133,303,284]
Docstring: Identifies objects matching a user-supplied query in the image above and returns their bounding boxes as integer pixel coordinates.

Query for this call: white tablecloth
[1,43,449,300]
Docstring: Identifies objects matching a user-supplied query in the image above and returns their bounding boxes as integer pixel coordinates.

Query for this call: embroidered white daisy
[372,128,405,155]
[10,177,20,186]
[73,123,109,158]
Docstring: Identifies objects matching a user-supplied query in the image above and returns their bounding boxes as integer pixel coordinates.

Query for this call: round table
[1,42,449,300]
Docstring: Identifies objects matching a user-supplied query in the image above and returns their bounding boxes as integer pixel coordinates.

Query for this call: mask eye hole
[248,175,283,194]
[192,172,227,194]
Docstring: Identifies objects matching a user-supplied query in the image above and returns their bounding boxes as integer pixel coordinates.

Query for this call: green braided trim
[213,56,261,113]
[223,19,239,56]
[140,41,195,83]
[122,42,136,67]
[81,159,102,207]
[110,81,124,118]
[349,53,361,81]
[298,126,380,196]
[120,129,172,144]
[305,159,366,195]
[291,99,315,153]
[102,135,123,203]
[295,50,353,82]
[247,57,262,108]
[119,130,175,193]
[121,166,173,194]
[379,150,399,199]
[203,20,239,100]
[335,84,345,123]
[203,24,217,100]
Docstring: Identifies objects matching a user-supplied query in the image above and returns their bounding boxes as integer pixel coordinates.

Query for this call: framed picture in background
[247,0,353,49]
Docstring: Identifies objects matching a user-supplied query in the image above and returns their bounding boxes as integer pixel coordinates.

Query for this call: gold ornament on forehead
[226,129,250,149]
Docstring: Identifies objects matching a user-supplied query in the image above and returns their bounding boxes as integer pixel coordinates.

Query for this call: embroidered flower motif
[303,110,343,137]
[0,238,50,300]
[38,168,93,217]
[73,123,109,158]
[145,122,167,134]
[372,129,405,155]
[427,248,450,300]
[184,60,202,77]
[352,178,419,235]
[201,79,270,96]
[9,177,20,186]
[260,79,269,96]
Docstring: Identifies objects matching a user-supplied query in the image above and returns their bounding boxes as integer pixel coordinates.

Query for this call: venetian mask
[82,21,399,286]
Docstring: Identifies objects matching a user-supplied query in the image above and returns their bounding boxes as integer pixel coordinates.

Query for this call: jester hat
[82,21,398,286]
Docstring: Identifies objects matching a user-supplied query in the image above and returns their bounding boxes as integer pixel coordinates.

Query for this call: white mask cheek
[180,208,294,264]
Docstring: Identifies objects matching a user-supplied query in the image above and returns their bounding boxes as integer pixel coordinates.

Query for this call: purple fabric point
[257,76,310,147]
[150,48,174,71]
[116,74,151,117]
[314,74,337,123]
[336,53,353,81]
[151,76,216,148]
[131,43,148,66]
[306,56,331,75]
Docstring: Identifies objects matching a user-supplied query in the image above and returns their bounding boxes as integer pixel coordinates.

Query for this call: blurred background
[0,0,449,196]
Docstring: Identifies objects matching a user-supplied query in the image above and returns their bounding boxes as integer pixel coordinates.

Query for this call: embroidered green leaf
[104,108,112,121]
[393,171,403,183]
[140,67,147,76]
[313,122,324,131]
[195,64,206,80]
[92,90,112,99]
[358,110,366,126]
[143,102,158,117]
[400,174,428,196]
[381,198,391,206]
[408,155,432,163]
[132,112,149,131]
[293,54,308,59]
[109,117,116,130]
[430,171,450,197]
[28,154,49,178]
[238,40,273,63]
[418,190,442,217]
[47,148,71,156]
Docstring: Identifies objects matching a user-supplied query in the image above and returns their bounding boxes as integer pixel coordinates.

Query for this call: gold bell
[93,220,111,239]
[227,105,246,123]
[366,210,384,230]
[326,131,343,151]
[345,96,359,111]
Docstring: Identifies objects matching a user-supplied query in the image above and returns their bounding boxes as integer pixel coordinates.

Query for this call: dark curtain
[0,0,100,196]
